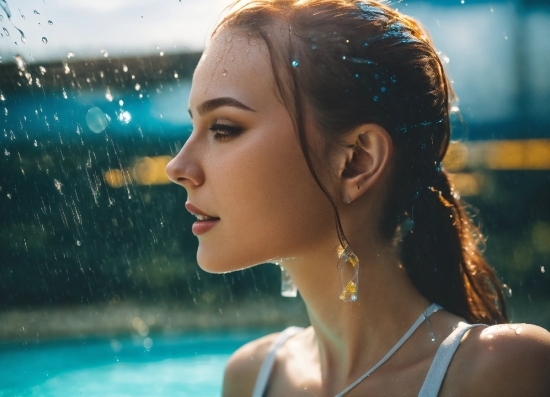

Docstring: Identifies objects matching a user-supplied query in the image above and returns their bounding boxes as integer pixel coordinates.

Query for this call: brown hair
[215,0,508,324]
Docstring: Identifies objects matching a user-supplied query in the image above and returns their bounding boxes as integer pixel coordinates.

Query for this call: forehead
[190,28,278,109]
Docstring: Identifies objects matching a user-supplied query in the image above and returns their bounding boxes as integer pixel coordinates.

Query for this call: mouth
[194,214,218,221]
[185,202,220,236]
[185,202,219,220]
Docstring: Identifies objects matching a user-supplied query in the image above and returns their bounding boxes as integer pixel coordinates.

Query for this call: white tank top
[251,322,485,397]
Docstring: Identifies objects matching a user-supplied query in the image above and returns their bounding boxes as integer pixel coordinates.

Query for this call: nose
[165,136,205,188]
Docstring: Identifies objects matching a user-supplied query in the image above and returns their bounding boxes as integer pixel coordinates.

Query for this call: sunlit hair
[214,0,508,324]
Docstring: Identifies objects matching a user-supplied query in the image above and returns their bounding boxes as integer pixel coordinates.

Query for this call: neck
[281,235,431,394]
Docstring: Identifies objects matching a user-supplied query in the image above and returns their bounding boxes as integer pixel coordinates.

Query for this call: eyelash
[209,123,244,141]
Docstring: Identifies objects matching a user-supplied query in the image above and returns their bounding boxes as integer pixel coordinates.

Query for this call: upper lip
[185,202,219,219]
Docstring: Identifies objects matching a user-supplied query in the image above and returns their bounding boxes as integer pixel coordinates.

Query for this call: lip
[185,202,220,236]
[185,202,217,218]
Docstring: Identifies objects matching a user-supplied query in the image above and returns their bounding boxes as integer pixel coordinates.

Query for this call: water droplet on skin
[291,60,299,68]
[41,37,47,44]
[222,69,227,76]
[487,334,494,339]
[515,327,522,335]
[373,96,379,101]
[48,20,53,25]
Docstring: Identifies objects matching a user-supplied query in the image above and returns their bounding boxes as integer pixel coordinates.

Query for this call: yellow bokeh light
[104,169,126,188]
[443,141,469,172]
[448,172,482,196]
[482,139,550,170]
[131,156,172,185]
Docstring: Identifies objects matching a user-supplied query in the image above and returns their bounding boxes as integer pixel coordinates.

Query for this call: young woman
[166,1,550,395]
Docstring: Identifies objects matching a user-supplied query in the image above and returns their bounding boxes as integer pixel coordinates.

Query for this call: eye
[210,122,244,141]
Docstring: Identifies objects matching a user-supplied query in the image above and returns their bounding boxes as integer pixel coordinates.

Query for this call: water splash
[54,179,63,195]
[0,0,12,19]
[85,106,109,133]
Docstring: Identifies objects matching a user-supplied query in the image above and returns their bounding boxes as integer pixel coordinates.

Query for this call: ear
[337,123,393,204]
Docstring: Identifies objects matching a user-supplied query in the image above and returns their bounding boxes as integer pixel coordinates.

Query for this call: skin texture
[166,28,550,397]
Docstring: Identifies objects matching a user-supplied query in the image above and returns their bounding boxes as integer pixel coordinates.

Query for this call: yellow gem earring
[336,244,360,302]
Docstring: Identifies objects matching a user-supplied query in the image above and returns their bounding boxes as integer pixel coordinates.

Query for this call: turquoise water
[0,330,268,397]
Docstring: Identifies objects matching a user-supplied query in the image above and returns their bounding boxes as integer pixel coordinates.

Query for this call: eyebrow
[189,97,256,119]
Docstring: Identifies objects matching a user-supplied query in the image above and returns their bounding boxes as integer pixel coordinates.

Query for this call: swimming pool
[0,330,269,397]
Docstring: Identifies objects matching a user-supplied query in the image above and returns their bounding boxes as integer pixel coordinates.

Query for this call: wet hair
[215,0,508,324]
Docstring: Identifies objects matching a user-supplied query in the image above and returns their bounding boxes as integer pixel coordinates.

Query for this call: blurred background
[0,0,549,395]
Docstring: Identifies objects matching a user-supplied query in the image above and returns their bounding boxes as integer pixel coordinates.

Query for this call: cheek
[197,122,335,273]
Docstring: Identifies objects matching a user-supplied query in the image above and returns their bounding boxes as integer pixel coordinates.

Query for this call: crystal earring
[280,264,297,297]
[336,244,359,302]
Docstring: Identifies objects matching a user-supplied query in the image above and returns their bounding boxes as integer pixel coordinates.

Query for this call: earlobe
[340,124,392,203]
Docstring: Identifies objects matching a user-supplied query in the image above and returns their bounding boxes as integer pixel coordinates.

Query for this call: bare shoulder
[455,323,550,396]
[221,332,280,397]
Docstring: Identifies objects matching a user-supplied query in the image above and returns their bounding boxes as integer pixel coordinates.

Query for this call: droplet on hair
[373,96,378,101]
[291,59,299,68]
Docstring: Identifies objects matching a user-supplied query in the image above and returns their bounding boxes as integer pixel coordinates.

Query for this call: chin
[196,248,259,274]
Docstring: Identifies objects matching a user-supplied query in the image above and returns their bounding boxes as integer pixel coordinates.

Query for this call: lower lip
[192,219,220,235]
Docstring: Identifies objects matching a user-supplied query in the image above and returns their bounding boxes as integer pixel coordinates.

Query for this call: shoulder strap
[418,322,486,397]
[251,326,303,397]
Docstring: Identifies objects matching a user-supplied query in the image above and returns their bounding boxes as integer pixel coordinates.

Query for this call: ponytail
[398,170,508,324]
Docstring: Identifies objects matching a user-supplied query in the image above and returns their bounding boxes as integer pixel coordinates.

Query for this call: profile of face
[166,28,338,273]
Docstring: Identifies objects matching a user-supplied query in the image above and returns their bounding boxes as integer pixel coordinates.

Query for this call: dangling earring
[279,264,297,297]
[336,244,359,302]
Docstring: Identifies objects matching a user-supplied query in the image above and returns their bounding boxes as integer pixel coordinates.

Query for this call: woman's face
[166,28,337,273]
